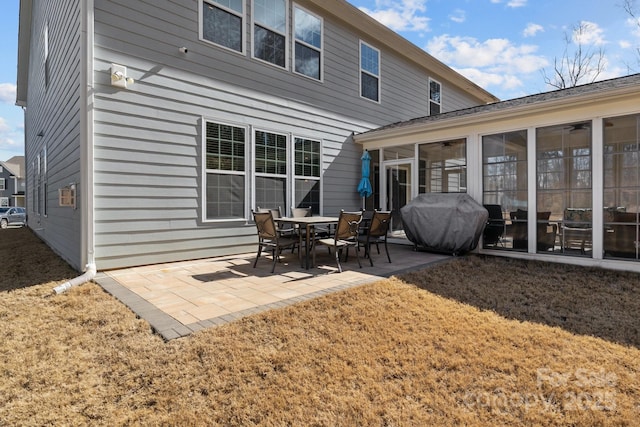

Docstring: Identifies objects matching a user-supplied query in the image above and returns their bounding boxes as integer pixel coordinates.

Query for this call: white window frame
[0,178,5,191]
[292,4,323,81]
[429,77,442,115]
[253,127,290,211]
[199,0,246,55]
[359,40,381,103]
[251,0,289,70]
[292,135,323,214]
[44,22,50,89]
[201,118,250,223]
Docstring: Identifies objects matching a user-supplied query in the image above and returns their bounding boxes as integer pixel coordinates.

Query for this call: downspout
[54,0,96,294]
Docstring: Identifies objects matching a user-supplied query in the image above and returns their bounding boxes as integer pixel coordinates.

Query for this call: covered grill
[400,193,488,255]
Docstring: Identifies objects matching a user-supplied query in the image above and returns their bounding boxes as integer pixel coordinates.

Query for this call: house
[0,156,26,208]
[15,0,496,273]
[355,73,640,272]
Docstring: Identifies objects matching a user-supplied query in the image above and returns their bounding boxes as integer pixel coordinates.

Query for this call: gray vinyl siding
[23,0,83,270]
[89,0,485,269]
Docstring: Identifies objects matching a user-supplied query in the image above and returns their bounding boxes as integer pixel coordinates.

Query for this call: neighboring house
[0,156,26,208]
[355,74,640,272]
[16,0,497,272]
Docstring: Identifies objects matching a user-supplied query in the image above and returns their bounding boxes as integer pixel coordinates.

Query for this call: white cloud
[627,16,640,38]
[491,0,527,6]
[619,40,632,49]
[573,21,606,46]
[449,9,466,24]
[523,23,544,37]
[0,117,23,159]
[427,35,547,71]
[358,0,430,32]
[507,0,527,7]
[0,83,16,105]
[426,34,548,95]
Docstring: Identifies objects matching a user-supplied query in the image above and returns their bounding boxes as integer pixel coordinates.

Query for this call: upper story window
[0,178,5,191]
[253,0,287,68]
[429,78,442,115]
[360,41,380,102]
[293,5,322,80]
[201,0,244,53]
[44,22,50,89]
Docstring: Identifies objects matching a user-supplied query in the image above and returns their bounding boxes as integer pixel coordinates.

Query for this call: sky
[1,0,640,161]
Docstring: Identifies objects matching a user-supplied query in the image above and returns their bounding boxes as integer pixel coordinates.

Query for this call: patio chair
[482,204,505,248]
[509,210,557,251]
[257,206,295,238]
[357,210,392,266]
[561,208,592,254]
[252,210,299,273]
[314,210,363,273]
[291,205,329,242]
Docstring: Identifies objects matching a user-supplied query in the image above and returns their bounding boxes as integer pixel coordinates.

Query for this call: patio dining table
[278,216,339,269]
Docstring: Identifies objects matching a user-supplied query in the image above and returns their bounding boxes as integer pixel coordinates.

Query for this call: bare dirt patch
[1,227,639,425]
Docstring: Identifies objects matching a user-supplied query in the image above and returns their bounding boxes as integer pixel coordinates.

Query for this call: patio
[94,243,451,340]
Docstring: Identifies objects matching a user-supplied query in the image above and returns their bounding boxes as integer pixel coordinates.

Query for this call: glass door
[383,161,413,234]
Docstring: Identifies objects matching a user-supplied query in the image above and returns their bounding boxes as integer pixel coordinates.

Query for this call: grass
[1,227,639,425]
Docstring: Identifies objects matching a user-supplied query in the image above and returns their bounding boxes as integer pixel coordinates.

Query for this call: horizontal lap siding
[24,1,83,270]
[92,0,482,269]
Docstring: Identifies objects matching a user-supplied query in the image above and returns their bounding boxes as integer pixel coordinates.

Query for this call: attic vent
[59,184,76,209]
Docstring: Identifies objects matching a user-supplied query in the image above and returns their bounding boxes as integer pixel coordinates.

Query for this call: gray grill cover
[400,193,488,254]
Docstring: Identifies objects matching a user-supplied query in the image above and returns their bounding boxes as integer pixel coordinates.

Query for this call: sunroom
[354,74,640,272]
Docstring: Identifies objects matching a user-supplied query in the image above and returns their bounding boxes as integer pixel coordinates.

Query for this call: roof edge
[354,73,640,143]
[16,0,32,107]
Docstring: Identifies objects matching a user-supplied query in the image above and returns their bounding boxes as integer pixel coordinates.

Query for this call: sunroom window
[482,130,528,250]
[536,122,592,255]
[202,0,244,52]
[604,113,640,260]
[418,139,466,193]
[253,0,287,67]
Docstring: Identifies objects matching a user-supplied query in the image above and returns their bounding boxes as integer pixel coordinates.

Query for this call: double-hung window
[0,178,5,190]
[201,0,244,53]
[294,137,321,214]
[253,0,287,68]
[254,130,288,209]
[293,6,322,80]
[360,41,380,102]
[204,121,247,220]
[429,78,441,115]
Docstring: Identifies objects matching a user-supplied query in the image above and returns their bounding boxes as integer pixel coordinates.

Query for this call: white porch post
[592,118,604,259]
[527,127,537,254]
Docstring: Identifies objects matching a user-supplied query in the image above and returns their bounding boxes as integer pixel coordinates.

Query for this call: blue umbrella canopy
[357,150,373,198]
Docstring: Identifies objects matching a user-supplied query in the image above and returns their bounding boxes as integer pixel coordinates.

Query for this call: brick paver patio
[94,243,450,340]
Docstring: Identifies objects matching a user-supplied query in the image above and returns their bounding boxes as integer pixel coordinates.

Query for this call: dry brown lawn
[1,227,639,426]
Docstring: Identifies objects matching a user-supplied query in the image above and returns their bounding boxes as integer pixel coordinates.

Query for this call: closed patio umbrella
[357,150,373,207]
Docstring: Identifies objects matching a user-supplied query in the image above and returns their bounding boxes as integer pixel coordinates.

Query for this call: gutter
[53,0,96,294]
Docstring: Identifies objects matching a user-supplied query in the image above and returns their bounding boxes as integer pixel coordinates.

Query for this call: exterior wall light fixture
[110,63,134,88]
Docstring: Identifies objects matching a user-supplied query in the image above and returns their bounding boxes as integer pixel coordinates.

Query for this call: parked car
[0,207,27,228]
